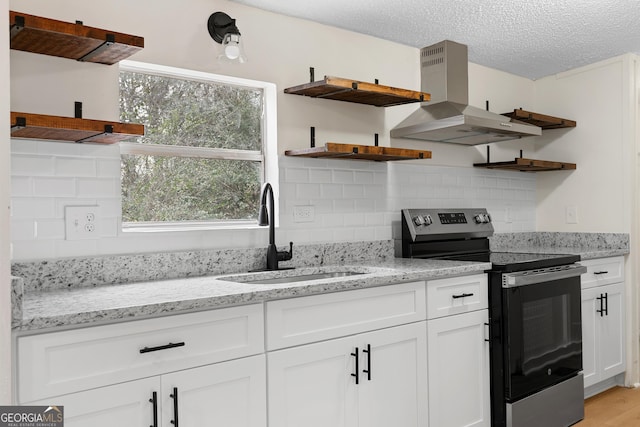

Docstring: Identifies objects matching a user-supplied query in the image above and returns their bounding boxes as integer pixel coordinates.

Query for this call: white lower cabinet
[581,282,625,388]
[426,274,490,427]
[580,256,626,392]
[267,321,428,427]
[28,377,159,427]
[27,354,266,427]
[427,309,490,427]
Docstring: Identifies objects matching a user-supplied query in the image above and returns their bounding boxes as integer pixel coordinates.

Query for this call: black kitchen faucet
[258,182,293,270]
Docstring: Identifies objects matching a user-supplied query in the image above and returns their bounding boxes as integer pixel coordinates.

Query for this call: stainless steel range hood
[391,40,541,145]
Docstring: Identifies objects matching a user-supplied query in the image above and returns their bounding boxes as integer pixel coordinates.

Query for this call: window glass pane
[119,70,263,151]
[121,155,262,222]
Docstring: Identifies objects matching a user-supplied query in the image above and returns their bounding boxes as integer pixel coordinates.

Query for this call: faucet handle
[278,242,293,262]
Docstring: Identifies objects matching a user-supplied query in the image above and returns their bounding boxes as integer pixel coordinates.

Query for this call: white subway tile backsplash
[11,177,32,197]
[321,183,343,199]
[309,168,332,183]
[11,198,55,219]
[343,184,364,198]
[10,149,537,260]
[296,183,321,199]
[333,170,354,184]
[35,219,65,239]
[284,167,309,183]
[11,219,36,240]
[56,157,97,177]
[96,158,122,178]
[354,171,374,184]
[12,155,55,176]
[77,178,119,197]
[11,139,39,154]
[33,177,76,197]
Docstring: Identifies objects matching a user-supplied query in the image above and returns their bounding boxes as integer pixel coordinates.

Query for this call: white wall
[9,0,537,260]
[1,0,12,404]
[534,56,634,233]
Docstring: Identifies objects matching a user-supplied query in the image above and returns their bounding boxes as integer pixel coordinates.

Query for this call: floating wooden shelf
[9,11,144,65]
[11,112,145,144]
[502,109,576,129]
[474,157,576,172]
[284,76,430,107]
[285,142,431,161]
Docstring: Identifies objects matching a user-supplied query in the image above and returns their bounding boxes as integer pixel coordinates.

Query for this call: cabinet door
[599,282,625,380]
[26,377,159,427]
[162,354,266,427]
[357,322,428,427]
[581,287,599,387]
[268,336,358,427]
[427,310,490,427]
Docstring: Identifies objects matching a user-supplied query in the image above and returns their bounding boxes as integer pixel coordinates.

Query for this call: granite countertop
[12,232,630,333]
[15,258,491,332]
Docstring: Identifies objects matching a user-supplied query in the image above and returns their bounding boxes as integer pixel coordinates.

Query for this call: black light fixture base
[207,12,239,43]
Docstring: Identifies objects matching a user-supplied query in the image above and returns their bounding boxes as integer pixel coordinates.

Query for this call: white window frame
[118,60,279,233]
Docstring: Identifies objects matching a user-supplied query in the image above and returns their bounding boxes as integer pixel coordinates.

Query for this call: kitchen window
[118,61,278,231]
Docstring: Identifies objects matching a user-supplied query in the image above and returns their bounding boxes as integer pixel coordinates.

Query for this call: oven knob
[413,215,426,226]
[485,213,492,223]
[424,214,433,226]
[474,214,484,224]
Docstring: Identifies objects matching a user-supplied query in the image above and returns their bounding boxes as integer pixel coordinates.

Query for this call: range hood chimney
[391,40,541,145]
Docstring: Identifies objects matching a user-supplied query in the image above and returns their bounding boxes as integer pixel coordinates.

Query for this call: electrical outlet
[566,206,578,224]
[293,205,315,223]
[65,206,100,240]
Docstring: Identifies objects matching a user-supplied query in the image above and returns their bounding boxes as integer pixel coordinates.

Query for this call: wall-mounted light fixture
[207,12,246,63]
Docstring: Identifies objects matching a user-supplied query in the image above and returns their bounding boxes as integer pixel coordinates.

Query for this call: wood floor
[575,386,640,426]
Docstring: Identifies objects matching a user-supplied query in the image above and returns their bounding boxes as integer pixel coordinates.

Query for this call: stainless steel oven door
[502,264,586,402]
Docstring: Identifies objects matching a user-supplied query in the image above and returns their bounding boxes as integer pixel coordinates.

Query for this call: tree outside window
[119,63,269,227]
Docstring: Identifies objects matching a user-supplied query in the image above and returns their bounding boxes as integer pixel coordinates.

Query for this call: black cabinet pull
[596,294,605,317]
[593,271,609,275]
[484,322,490,342]
[170,387,179,426]
[362,344,371,381]
[604,292,609,316]
[351,347,359,385]
[452,292,474,299]
[149,391,158,427]
[140,342,185,354]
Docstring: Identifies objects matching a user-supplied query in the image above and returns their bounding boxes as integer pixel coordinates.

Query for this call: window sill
[122,221,265,233]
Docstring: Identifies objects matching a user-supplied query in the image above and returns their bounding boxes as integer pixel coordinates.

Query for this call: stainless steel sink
[227,271,365,285]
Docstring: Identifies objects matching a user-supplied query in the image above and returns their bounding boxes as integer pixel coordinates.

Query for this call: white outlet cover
[293,205,315,223]
[65,205,101,240]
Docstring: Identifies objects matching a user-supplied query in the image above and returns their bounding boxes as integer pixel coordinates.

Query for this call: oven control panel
[402,208,494,242]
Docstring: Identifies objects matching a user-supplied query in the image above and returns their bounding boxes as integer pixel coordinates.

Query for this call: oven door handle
[502,264,587,288]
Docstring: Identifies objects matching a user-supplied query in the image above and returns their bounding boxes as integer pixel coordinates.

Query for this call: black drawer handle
[140,342,185,354]
[149,391,158,427]
[593,271,609,275]
[452,293,474,299]
[351,347,359,385]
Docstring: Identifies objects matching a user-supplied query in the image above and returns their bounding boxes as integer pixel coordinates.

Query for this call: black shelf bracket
[310,126,315,148]
[74,125,114,144]
[10,15,25,40]
[74,101,83,119]
[374,133,379,147]
[309,67,314,83]
[78,33,116,62]
[11,116,26,130]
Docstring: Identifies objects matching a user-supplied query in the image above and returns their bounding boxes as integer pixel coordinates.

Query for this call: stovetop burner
[399,208,580,272]
[435,251,580,273]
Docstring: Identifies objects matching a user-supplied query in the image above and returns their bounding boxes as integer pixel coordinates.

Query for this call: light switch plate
[566,206,578,224]
[65,206,100,240]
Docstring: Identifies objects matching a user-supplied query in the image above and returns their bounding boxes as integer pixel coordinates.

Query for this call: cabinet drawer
[266,281,426,350]
[427,274,488,319]
[17,304,264,403]
[580,256,624,289]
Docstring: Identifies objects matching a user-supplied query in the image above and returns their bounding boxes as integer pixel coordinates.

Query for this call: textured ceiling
[230,0,640,80]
